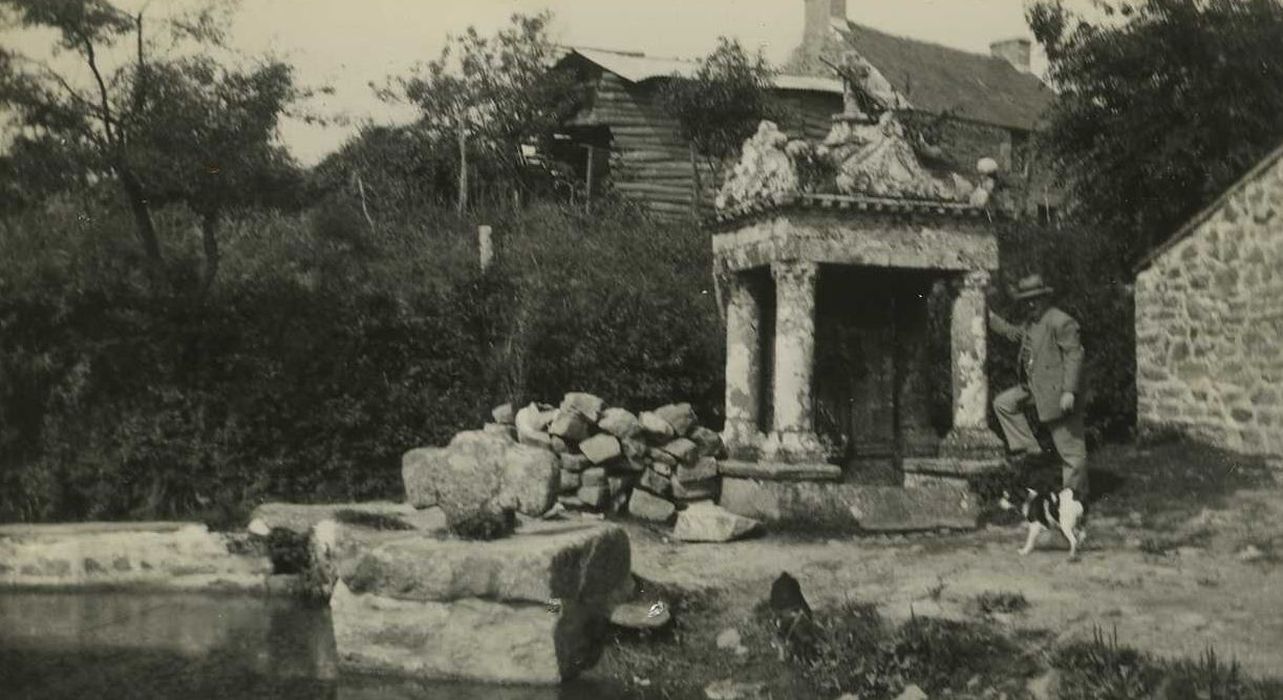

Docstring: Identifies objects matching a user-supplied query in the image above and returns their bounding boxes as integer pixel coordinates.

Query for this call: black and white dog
[999,488,1088,559]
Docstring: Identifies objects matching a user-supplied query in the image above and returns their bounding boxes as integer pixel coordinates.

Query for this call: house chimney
[803,0,847,51]
[990,38,1032,73]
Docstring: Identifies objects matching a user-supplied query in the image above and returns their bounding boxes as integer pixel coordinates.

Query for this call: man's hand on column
[1059,392,1075,413]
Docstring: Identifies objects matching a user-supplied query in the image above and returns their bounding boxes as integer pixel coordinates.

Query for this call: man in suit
[988,274,1088,496]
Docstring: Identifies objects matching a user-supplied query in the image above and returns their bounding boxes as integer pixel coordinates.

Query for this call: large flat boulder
[401,432,559,534]
[342,521,631,605]
[673,502,760,543]
[402,448,446,508]
[718,479,979,532]
[248,501,434,536]
[330,580,608,685]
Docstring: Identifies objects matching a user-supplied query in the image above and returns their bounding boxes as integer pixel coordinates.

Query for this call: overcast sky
[6,0,1079,165]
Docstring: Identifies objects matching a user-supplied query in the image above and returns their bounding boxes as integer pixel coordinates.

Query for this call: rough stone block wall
[1135,149,1283,456]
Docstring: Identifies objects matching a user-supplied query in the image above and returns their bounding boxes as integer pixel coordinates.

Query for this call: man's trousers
[993,385,1089,496]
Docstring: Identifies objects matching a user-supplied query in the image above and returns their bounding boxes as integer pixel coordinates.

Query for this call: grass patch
[1090,440,1274,522]
[975,590,1030,615]
[1055,626,1281,700]
[774,602,1037,699]
[969,438,1273,528]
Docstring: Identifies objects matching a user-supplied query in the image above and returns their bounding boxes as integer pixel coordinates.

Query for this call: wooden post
[584,145,595,215]
[689,142,700,221]
[478,225,494,272]
[457,118,468,214]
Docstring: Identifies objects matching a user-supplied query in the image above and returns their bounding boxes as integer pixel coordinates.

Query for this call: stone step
[718,478,979,532]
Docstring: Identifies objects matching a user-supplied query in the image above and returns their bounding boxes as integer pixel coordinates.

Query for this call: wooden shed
[550,48,845,219]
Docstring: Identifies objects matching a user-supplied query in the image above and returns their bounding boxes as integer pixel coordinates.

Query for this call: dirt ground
[601,444,1283,695]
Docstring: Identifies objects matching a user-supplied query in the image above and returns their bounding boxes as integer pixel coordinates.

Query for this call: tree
[394,12,579,213]
[1028,0,1283,261]
[0,0,306,289]
[658,38,780,196]
[311,124,462,221]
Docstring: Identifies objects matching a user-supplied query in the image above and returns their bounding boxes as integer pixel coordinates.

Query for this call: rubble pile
[405,392,739,523]
[403,392,765,542]
[515,394,727,523]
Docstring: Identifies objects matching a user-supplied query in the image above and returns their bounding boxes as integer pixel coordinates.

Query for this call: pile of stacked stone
[403,391,761,543]
[501,393,727,525]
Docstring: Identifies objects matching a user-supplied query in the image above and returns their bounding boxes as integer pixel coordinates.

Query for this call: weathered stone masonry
[1135,144,1283,457]
[714,201,1007,472]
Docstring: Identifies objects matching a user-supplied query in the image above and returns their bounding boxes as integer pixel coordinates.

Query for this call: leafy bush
[0,195,722,524]
[783,602,1030,698]
[991,220,1136,444]
[1054,626,1166,699]
[1055,627,1279,700]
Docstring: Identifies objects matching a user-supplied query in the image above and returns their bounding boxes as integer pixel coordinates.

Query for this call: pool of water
[0,591,631,700]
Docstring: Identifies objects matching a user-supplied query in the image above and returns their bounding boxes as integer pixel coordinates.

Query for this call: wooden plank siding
[565,68,842,220]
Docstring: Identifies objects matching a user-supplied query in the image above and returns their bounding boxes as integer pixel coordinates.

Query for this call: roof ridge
[570,46,841,83]
[838,20,1022,68]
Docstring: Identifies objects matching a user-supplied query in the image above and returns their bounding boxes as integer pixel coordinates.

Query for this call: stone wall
[1135,147,1283,456]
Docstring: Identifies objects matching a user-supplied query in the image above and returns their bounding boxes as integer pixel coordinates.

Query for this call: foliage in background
[1028,0,1283,262]
[990,219,1137,444]
[389,12,581,212]
[0,0,310,292]
[0,195,722,525]
[658,38,782,181]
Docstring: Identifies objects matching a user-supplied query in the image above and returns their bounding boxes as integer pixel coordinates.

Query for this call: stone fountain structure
[709,58,1008,528]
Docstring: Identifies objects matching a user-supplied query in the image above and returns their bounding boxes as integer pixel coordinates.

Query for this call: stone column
[722,272,764,459]
[941,269,1005,459]
[763,261,827,463]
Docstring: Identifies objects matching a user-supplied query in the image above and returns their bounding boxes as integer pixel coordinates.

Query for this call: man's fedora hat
[1011,274,1055,300]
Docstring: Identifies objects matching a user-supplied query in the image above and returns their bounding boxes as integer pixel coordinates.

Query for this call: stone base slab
[340,521,631,605]
[330,580,607,685]
[718,478,979,532]
[901,456,1005,477]
[0,522,272,592]
[903,473,969,490]
[718,460,842,482]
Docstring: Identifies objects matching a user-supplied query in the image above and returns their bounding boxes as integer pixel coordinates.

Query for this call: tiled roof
[836,23,1055,131]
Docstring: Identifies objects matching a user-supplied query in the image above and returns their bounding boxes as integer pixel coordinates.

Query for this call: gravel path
[624,487,1283,678]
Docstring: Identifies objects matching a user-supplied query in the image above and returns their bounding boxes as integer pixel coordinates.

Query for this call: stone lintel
[717,460,842,482]
[712,214,998,274]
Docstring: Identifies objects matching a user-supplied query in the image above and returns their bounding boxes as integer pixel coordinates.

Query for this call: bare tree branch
[82,37,115,145]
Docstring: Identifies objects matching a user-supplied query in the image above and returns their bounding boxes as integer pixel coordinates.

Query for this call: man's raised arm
[988,310,1023,343]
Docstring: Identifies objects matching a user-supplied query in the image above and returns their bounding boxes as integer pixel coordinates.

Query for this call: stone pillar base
[761,430,827,464]
[721,421,765,461]
[939,426,1006,460]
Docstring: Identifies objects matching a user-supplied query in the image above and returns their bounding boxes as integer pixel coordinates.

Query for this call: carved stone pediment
[716,113,984,213]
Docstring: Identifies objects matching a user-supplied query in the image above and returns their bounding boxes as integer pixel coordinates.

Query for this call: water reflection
[0,592,629,700]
